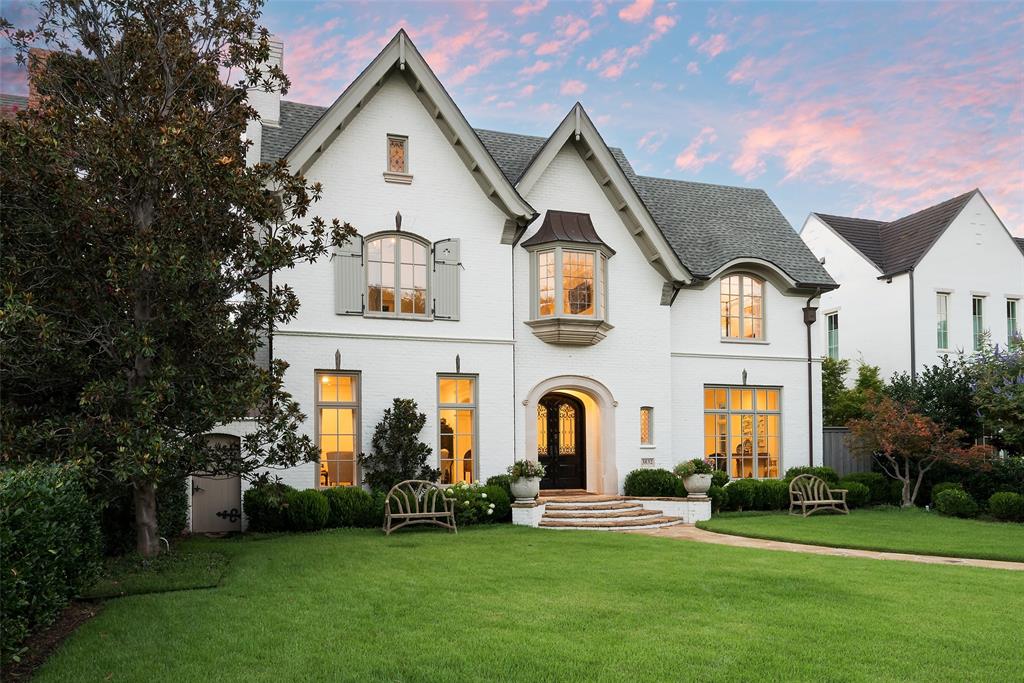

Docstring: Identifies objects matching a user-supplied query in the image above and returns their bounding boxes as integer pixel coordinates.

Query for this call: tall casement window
[826,312,839,360]
[366,234,428,316]
[522,210,615,346]
[438,375,477,485]
[720,274,764,340]
[936,292,950,349]
[316,372,360,487]
[703,386,780,479]
[972,296,985,350]
[1008,299,1019,341]
[640,406,654,446]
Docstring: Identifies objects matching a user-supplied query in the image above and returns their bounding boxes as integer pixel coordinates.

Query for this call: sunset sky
[3,1,1022,235]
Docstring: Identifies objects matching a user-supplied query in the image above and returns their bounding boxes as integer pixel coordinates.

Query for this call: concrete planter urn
[683,474,713,498]
[510,476,541,503]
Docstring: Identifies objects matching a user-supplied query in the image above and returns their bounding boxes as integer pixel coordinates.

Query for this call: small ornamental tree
[359,399,439,492]
[848,395,989,507]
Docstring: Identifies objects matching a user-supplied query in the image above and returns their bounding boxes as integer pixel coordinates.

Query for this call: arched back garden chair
[788,474,849,517]
[383,480,457,535]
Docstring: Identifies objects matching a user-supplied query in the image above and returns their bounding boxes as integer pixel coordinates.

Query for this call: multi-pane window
[367,235,427,316]
[720,274,764,340]
[703,386,780,479]
[317,372,359,487]
[1008,299,1019,341]
[438,375,476,485]
[972,296,985,351]
[538,251,555,317]
[562,250,595,315]
[387,134,408,174]
[531,246,608,320]
[826,312,839,360]
[640,406,653,445]
[936,292,950,349]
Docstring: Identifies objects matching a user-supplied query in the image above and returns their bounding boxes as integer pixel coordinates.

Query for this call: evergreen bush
[286,489,329,531]
[934,488,978,518]
[623,469,684,497]
[323,486,373,528]
[987,492,1024,522]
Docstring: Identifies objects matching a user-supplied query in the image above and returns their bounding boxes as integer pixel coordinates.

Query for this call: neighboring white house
[800,191,1024,384]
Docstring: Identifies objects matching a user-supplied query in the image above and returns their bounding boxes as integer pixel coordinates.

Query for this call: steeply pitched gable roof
[814,191,978,276]
[1015,237,1024,256]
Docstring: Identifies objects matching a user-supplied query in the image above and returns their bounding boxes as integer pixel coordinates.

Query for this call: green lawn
[697,508,1024,562]
[37,527,1024,682]
[82,550,228,599]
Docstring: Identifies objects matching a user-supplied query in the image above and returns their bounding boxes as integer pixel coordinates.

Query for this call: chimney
[248,36,283,127]
[27,48,52,109]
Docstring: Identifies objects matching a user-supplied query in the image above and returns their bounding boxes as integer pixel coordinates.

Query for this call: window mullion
[554,247,564,316]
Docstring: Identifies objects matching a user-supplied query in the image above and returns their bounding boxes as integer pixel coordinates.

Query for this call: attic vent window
[384,134,412,184]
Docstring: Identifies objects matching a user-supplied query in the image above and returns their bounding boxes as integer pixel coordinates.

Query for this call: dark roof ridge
[638,174,768,195]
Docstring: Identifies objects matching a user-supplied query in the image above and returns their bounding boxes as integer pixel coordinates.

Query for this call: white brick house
[800,191,1023,383]
[202,30,838,523]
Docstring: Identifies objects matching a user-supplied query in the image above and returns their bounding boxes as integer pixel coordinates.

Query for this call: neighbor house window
[1008,299,1019,341]
[640,406,654,445]
[721,274,764,340]
[366,234,428,316]
[438,375,476,485]
[936,292,950,349]
[972,296,985,350]
[703,386,780,479]
[826,312,839,360]
[317,372,360,487]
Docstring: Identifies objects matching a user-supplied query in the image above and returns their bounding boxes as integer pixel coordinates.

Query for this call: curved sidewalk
[632,524,1024,571]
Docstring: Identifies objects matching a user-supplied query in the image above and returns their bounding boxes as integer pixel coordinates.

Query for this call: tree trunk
[133,479,160,557]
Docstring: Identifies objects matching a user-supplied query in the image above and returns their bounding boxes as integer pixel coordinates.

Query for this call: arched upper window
[366,234,428,316]
[720,274,764,340]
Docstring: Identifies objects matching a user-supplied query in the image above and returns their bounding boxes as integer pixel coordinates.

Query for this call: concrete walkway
[632,525,1024,571]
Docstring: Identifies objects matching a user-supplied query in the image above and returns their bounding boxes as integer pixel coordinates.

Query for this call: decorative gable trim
[284,30,537,235]
[515,104,692,285]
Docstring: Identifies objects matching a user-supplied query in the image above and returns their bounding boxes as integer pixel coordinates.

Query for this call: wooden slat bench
[383,480,457,535]
[788,474,849,517]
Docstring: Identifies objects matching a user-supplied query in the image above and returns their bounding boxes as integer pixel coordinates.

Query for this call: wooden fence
[822,427,870,477]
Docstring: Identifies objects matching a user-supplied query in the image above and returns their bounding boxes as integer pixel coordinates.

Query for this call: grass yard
[37,527,1024,682]
[698,508,1024,562]
[82,551,228,600]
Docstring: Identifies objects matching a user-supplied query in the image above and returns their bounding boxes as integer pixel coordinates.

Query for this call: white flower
[486,508,493,515]
[463,500,470,506]
[489,503,495,509]
[481,492,488,499]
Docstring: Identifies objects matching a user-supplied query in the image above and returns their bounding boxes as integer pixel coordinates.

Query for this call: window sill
[639,444,656,449]
[383,171,413,185]
[363,312,433,322]
[720,337,769,345]
[525,317,613,345]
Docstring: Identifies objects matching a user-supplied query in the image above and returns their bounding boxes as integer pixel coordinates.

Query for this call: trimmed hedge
[839,472,893,505]
[323,486,374,528]
[840,480,871,508]
[934,488,978,518]
[725,478,758,511]
[783,466,840,485]
[481,485,512,522]
[708,485,728,513]
[623,468,684,497]
[711,470,730,488]
[930,481,964,506]
[485,475,513,508]
[243,481,297,532]
[286,489,329,531]
[1,465,103,667]
[988,492,1024,522]
[757,479,790,510]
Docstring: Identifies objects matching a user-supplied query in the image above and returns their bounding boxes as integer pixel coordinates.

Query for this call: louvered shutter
[334,234,364,315]
[432,238,461,320]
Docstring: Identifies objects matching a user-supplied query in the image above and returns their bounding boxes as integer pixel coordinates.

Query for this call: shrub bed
[286,489,329,531]
[445,482,510,525]
[930,481,964,506]
[934,488,978,518]
[323,486,374,528]
[757,479,790,510]
[783,466,840,485]
[839,480,871,508]
[988,492,1024,523]
[708,484,728,513]
[1,464,103,667]
[839,472,894,505]
[485,475,513,508]
[623,468,684,497]
[724,478,757,511]
[243,480,297,532]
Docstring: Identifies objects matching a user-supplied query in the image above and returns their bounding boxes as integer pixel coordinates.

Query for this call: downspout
[908,269,917,381]
[511,242,517,465]
[803,290,821,467]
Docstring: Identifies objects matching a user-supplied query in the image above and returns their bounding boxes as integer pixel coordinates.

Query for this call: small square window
[387,135,408,174]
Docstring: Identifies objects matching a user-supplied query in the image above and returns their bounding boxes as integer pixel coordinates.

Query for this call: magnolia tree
[1,0,353,555]
[848,396,989,507]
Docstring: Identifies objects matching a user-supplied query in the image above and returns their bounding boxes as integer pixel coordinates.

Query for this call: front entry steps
[538,496,684,531]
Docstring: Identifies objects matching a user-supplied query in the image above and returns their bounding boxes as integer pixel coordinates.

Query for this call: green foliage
[323,487,374,528]
[711,469,730,487]
[821,358,884,426]
[485,475,513,506]
[886,356,981,443]
[0,464,102,667]
[445,482,508,525]
[783,466,840,485]
[840,480,871,508]
[507,460,546,479]
[623,469,684,497]
[286,490,329,532]
[923,456,1024,507]
[358,399,438,492]
[934,488,978,518]
[725,479,758,511]
[757,480,791,510]
[839,472,891,505]
[987,492,1024,522]
[101,475,190,555]
[969,337,1024,454]
[481,485,512,522]
[930,481,964,505]
[708,485,728,513]
[674,458,713,477]
[243,480,297,532]
[365,491,387,529]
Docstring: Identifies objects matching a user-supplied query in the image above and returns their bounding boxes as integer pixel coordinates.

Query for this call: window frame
[364,231,431,319]
[825,311,839,360]
[703,385,782,479]
[640,406,654,447]
[528,243,610,322]
[936,291,950,350]
[972,295,985,351]
[719,273,767,342]
[1008,298,1019,342]
[384,134,412,183]
[437,374,479,485]
[314,370,361,488]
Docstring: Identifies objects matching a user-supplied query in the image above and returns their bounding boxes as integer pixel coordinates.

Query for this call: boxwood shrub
[930,481,964,506]
[711,469,730,488]
[481,485,512,522]
[934,488,978,518]
[1,464,103,667]
[708,484,728,513]
[623,468,684,497]
[725,478,758,511]
[839,480,871,508]
[243,480,297,532]
[783,466,840,485]
[485,475,513,507]
[286,489,329,531]
[758,479,790,510]
[839,472,890,505]
[323,486,374,528]
[987,492,1024,522]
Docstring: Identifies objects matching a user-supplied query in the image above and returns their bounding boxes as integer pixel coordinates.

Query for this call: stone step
[539,516,684,531]
[543,500,635,511]
[543,508,663,520]
[539,495,624,504]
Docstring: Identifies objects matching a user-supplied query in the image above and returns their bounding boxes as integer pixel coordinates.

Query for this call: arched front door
[537,393,586,489]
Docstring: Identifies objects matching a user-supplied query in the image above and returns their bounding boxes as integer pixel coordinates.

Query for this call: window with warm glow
[532,247,607,319]
[367,234,428,316]
[387,135,408,174]
[640,406,653,445]
[317,372,359,487]
[438,375,476,485]
[720,274,764,340]
[703,386,780,478]
[563,250,595,315]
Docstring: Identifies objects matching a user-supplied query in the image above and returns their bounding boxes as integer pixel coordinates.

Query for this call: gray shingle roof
[1015,237,1024,256]
[815,191,977,276]
[261,100,328,164]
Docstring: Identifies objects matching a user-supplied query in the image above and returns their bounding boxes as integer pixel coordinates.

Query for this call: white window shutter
[334,234,364,315]
[432,238,460,320]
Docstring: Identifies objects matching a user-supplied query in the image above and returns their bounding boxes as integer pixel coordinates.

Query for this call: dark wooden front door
[537,394,586,489]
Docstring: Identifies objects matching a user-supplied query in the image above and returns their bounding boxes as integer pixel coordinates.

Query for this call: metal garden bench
[788,474,849,517]
[383,480,457,535]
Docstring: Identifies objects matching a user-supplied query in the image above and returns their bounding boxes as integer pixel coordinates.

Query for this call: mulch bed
[5,602,104,681]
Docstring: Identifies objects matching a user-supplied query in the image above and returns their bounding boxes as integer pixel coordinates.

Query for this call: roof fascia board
[806,213,884,274]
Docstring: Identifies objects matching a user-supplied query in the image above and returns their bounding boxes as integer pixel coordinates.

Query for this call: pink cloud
[637,130,667,153]
[675,127,721,172]
[696,33,728,59]
[619,0,654,23]
[519,60,552,76]
[591,2,607,18]
[686,61,700,75]
[520,84,537,97]
[586,14,677,79]
[520,32,539,45]
[513,0,548,18]
[560,79,588,96]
